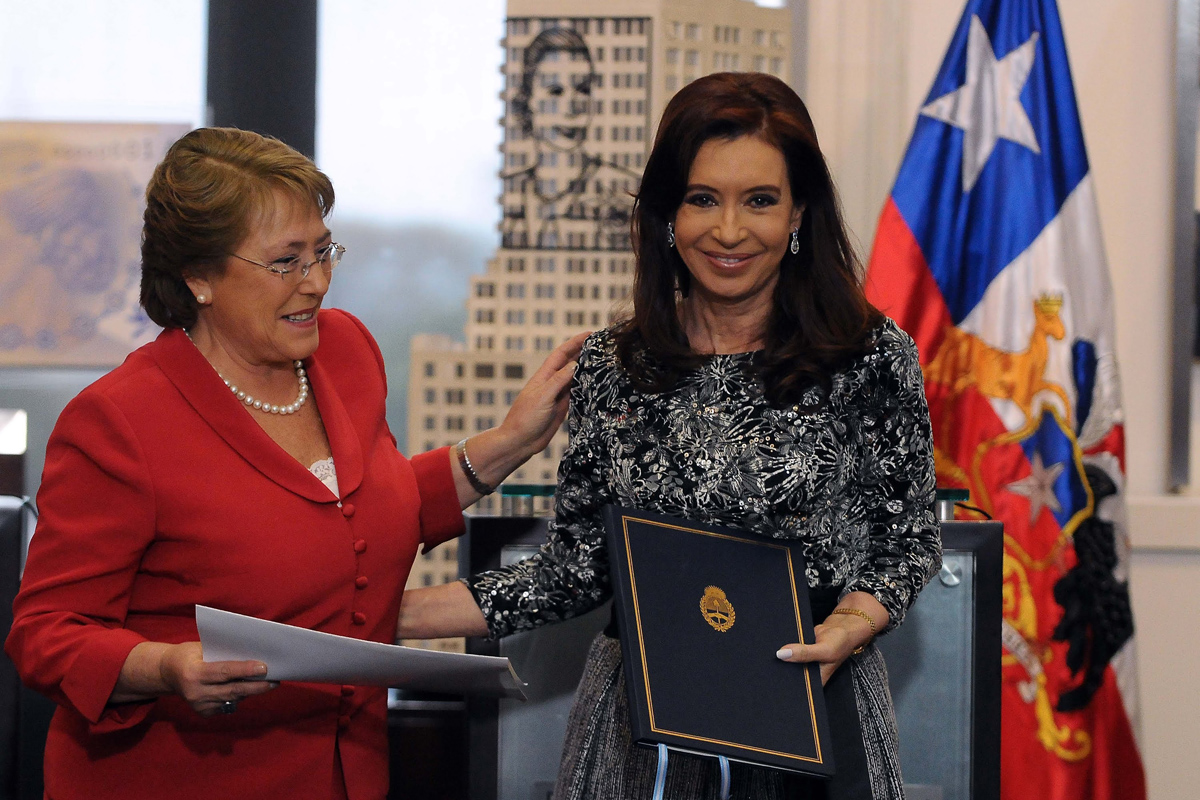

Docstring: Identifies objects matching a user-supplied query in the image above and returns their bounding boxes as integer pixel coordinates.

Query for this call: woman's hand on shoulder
[448,332,589,505]
[500,331,589,455]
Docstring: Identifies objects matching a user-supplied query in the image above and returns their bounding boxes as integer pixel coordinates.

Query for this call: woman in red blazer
[4,127,582,800]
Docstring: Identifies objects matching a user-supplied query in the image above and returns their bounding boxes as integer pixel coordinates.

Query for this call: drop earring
[666,222,675,249]
[790,229,800,255]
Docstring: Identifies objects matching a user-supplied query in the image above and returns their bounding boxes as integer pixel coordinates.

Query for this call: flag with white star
[863,1,1146,799]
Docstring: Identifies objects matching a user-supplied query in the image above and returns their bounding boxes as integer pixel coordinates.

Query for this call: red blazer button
[352,611,367,625]
[355,576,369,589]
[353,539,367,553]
[342,503,356,518]
[338,714,352,730]
[341,685,355,697]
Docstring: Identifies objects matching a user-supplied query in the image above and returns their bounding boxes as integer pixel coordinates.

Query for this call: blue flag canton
[891,0,1090,324]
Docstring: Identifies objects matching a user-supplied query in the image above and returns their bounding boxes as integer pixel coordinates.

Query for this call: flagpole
[1170,0,1199,491]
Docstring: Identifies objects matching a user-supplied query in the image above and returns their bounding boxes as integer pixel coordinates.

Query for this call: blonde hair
[139,127,335,328]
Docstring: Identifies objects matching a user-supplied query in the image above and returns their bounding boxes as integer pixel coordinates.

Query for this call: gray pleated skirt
[551,634,906,800]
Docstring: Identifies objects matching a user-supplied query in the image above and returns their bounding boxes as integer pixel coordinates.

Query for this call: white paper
[196,605,526,700]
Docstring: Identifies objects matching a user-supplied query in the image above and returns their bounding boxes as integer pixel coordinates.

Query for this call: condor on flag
[864,1,1146,798]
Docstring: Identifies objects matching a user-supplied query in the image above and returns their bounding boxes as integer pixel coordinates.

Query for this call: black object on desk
[603,505,834,777]
[460,513,610,800]
[461,516,1002,800]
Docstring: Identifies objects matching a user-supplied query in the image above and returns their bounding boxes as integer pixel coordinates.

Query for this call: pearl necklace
[184,330,309,415]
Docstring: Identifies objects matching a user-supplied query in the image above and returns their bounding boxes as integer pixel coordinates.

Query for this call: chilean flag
[864,1,1146,798]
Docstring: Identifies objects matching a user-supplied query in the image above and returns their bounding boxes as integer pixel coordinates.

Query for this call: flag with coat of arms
[863,0,1146,797]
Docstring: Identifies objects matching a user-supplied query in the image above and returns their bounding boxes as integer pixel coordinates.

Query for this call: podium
[460,515,1002,800]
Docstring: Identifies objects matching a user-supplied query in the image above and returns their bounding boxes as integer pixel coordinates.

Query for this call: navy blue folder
[603,505,835,778]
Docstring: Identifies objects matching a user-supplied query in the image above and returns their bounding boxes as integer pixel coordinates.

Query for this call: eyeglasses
[229,242,346,281]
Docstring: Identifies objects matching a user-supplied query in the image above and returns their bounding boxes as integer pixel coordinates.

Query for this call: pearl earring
[196,294,207,304]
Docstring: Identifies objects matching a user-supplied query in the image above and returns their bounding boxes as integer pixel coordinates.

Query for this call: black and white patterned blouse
[467,318,940,638]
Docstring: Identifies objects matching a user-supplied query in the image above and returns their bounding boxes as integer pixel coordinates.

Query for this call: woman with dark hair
[399,72,940,800]
[5,127,584,799]
[501,25,640,250]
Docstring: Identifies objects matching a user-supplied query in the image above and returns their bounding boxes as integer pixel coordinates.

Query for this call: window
[424,362,435,377]
[475,390,495,404]
[445,389,464,404]
[770,57,783,75]
[474,363,495,379]
[423,416,435,430]
[685,50,698,66]
[476,282,495,297]
[475,308,495,323]
[505,309,525,325]
[504,390,519,405]
[685,23,700,40]
[504,364,525,380]
[424,389,435,404]
[535,283,556,298]
[505,336,524,351]
[535,310,555,324]
[505,283,526,298]
[475,416,494,431]
[446,416,465,431]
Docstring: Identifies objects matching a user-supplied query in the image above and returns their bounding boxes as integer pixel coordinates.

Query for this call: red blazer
[5,309,464,800]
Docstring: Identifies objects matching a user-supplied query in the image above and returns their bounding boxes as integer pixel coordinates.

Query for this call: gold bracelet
[830,607,876,655]
[454,438,495,496]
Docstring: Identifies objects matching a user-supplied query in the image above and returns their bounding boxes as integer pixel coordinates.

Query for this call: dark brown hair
[139,127,335,329]
[615,72,883,406]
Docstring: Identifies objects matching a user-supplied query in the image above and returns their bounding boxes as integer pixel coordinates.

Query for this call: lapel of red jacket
[151,327,362,502]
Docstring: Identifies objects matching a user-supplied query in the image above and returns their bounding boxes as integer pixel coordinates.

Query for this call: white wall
[803,1,1200,797]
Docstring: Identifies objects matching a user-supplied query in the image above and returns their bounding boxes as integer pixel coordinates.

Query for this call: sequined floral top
[466,319,941,639]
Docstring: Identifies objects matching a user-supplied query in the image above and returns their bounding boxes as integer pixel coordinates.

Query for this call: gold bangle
[454,438,495,496]
[830,607,876,655]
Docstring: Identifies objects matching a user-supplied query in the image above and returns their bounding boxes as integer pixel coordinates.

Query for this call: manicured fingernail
[776,648,793,660]
[255,664,268,675]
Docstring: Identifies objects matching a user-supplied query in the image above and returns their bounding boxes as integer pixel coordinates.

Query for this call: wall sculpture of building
[404,0,791,621]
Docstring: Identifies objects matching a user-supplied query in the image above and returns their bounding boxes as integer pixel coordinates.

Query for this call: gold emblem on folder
[700,586,735,632]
